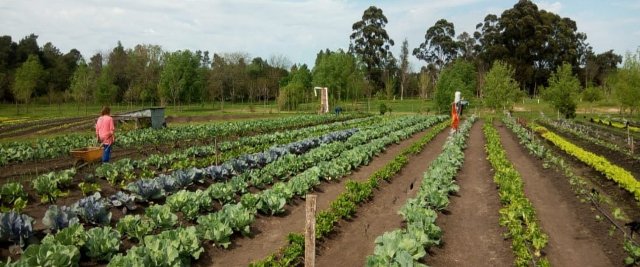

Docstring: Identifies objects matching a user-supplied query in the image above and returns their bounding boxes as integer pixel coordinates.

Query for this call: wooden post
[214,137,218,165]
[305,194,317,267]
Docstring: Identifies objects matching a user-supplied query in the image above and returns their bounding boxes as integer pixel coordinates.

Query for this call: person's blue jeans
[102,144,112,162]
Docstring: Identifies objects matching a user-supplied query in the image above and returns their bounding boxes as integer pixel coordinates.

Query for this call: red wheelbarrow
[70,146,103,168]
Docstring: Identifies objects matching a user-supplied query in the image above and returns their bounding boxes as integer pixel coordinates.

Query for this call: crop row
[0,113,366,166]
[0,115,444,266]
[253,120,451,266]
[8,116,378,211]
[483,122,549,267]
[540,118,640,161]
[365,116,475,266]
[533,125,640,202]
[591,118,640,133]
[503,116,640,265]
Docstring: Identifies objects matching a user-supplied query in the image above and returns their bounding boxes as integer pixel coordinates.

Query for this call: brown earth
[197,126,450,267]
[427,120,513,267]
[496,121,624,266]
[314,127,451,267]
[540,121,640,180]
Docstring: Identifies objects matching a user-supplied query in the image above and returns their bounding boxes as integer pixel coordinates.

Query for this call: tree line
[1,0,636,115]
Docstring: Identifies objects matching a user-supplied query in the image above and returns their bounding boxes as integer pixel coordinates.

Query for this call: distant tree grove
[0,0,636,114]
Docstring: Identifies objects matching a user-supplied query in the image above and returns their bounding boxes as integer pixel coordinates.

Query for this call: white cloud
[535,1,562,13]
[0,0,637,68]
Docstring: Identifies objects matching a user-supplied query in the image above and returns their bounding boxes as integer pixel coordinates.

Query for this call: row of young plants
[533,124,640,202]
[3,127,360,249]
[0,127,363,261]
[483,122,549,267]
[502,116,640,265]
[0,113,365,166]
[108,116,446,266]
[251,120,452,266]
[591,118,640,133]
[19,116,378,207]
[540,118,640,161]
[0,116,442,266]
[364,117,476,267]
[93,116,380,186]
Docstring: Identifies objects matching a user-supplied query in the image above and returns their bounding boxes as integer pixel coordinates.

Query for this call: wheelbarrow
[70,146,103,169]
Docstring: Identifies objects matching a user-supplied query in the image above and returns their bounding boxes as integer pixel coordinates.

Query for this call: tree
[312,50,363,102]
[433,60,476,113]
[398,39,410,100]
[483,61,522,111]
[69,63,93,114]
[349,6,394,90]
[12,54,42,112]
[414,19,458,71]
[612,49,640,114]
[581,85,602,113]
[158,50,200,106]
[278,64,311,111]
[474,1,588,94]
[95,66,117,105]
[542,63,581,118]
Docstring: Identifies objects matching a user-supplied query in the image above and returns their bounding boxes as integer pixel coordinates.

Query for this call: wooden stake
[305,194,317,267]
[214,137,218,165]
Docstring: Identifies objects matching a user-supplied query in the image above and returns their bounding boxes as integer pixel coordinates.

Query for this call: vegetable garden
[1,111,639,266]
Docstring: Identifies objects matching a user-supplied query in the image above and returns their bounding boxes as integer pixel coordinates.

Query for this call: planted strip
[252,119,451,266]
[534,124,640,202]
[484,123,549,267]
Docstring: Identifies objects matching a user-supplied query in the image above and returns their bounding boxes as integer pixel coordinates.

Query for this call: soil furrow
[496,122,617,267]
[313,127,450,267]
[427,120,512,267]
[199,126,449,266]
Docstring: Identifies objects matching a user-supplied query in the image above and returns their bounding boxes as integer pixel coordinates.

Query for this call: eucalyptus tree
[349,5,394,91]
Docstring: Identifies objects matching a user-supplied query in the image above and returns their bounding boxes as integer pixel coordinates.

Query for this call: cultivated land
[0,106,639,266]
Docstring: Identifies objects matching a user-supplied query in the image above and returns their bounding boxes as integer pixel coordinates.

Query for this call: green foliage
[413,19,458,70]
[542,63,581,118]
[484,123,549,266]
[349,6,395,90]
[70,64,93,107]
[78,182,101,196]
[12,242,80,267]
[0,182,28,211]
[116,215,156,243]
[32,171,68,203]
[82,226,121,261]
[612,49,640,114]
[158,50,201,106]
[313,50,365,101]
[582,86,602,103]
[42,223,86,247]
[434,60,476,113]
[145,204,178,230]
[95,66,118,105]
[379,102,389,115]
[12,54,43,107]
[166,189,212,220]
[483,60,522,111]
[195,213,233,248]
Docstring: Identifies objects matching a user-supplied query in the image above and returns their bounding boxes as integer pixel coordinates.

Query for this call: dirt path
[426,121,513,267]
[314,128,451,267]
[495,122,617,267]
[199,127,450,267]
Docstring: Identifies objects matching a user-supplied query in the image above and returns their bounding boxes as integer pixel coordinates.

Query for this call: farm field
[0,108,639,267]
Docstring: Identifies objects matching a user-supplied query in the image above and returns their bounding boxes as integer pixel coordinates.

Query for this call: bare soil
[196,127,450,266]
[427,121,513,267]
[314,127,450,267]
[496,121,624,266]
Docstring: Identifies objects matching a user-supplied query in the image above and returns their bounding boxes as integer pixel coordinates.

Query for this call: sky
[1,0,639,69]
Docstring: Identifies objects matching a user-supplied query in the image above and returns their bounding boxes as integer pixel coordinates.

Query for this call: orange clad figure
[451,102,459,131]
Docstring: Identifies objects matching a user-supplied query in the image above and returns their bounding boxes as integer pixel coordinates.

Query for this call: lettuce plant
[83,226,121,261]
[145,204,177,229]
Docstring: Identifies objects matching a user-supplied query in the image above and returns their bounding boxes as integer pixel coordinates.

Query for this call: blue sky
[1,0,638,69]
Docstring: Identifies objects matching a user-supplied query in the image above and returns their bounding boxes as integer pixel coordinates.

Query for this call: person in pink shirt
[95,106,115,162]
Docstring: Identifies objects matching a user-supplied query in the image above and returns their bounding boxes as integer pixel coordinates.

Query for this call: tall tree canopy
[414,19,458,71]
[349,6,394,91]
[434,60,476,113]
[13,54,43,111]
[542,63,581,118]
[474,0,588,94]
